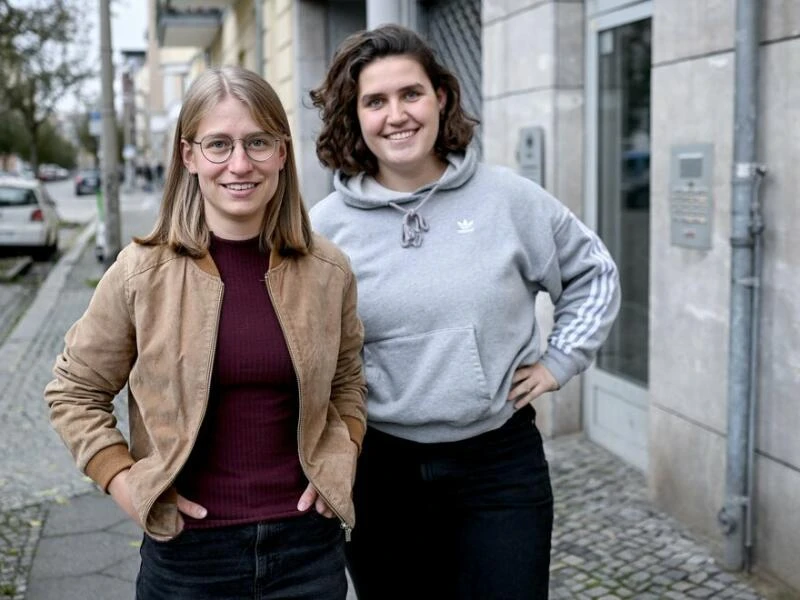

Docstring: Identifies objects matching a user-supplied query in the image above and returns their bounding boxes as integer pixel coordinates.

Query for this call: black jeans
[347,405,554,600]
[136,511,347,599]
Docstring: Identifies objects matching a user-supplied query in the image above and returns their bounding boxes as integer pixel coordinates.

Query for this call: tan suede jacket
[45,234,366,541]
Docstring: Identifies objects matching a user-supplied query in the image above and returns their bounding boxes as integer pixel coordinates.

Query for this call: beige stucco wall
[209,0,256,68]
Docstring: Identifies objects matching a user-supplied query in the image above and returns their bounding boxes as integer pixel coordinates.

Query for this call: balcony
[157,2,224,48]
[166,0,236,9]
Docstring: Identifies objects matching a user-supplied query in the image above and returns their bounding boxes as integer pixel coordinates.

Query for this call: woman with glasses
[309,25,620,599]
[45,65,366,600]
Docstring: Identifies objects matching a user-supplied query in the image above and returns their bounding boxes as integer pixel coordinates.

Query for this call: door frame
[582,0,652,472]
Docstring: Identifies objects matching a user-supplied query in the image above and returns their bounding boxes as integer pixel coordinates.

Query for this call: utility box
[669,144,714,250]
[517,126,545,187]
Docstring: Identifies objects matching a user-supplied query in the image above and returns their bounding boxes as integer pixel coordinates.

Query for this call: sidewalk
[0,219,793,599]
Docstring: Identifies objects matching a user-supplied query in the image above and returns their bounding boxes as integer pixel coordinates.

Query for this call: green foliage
[0,110,30,156]
[0,0,95,171]
[37,120,78,168]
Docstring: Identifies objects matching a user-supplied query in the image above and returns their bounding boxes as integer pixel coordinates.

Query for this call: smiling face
[181,95,287,240]
[356,55,447,191]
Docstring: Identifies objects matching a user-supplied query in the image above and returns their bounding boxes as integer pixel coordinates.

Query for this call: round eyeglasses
[192,133,278,164]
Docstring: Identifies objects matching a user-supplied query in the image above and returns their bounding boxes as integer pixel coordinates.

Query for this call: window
[0,187,37,207]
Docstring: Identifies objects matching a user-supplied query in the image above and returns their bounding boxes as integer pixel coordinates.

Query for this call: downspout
[718,0,765,572]
[254,0,264,76]
[744,164,765,571]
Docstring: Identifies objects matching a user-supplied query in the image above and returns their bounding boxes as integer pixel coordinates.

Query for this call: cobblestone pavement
[0,229,102,600]
[0,505,46,599]
[546,438,791,599]
[0,193,795,599]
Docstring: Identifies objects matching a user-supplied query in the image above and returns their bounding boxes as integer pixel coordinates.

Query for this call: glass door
[597,18,651,385]
[583,2,652,471]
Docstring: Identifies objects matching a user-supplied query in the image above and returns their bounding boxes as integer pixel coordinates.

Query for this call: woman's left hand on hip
[509,362,559,409]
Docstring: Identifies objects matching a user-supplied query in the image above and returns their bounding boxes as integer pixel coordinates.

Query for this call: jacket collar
[192,245,285,277]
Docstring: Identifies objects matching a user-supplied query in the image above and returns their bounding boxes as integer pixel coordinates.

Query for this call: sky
[109,0,148,56]
[58,0,149,112]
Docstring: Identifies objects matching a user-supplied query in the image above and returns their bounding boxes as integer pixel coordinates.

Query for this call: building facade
[147,0,799,592]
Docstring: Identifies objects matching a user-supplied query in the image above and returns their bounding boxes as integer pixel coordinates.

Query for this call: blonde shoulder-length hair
[136,65,312,257]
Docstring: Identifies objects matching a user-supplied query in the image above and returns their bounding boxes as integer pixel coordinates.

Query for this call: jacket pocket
[127,460,181,541]
[363,326,492,427]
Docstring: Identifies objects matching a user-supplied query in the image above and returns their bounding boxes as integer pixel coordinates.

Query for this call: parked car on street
[37,164,69,181]
[0,176,59,260]
[74,168,101,196]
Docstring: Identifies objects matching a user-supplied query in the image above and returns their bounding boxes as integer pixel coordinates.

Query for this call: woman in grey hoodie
[309,24,620,600]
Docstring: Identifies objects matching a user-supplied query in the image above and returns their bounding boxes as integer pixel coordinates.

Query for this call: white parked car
[0,176,59,260]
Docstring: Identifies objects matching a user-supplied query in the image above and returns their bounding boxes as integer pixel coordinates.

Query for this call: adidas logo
[456,219,474,234]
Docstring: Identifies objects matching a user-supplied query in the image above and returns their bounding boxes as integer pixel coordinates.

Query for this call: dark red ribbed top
[176,233,306,529]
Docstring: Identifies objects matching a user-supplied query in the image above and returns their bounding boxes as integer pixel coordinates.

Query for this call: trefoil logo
[456,219,474,234]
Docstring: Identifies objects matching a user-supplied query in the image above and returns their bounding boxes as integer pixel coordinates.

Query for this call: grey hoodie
[310,148,620,443]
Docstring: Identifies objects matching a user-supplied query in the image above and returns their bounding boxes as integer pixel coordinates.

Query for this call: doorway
[583,2,652,471]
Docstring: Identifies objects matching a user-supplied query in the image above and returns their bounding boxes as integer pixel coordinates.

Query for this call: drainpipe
[254,0,264,75]
[744,164,765,571]
[718,0,764,572]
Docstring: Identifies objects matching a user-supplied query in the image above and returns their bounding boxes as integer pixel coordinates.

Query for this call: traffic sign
[88,111,102,137]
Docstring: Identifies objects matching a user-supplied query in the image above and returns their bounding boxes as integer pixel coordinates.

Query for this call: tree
[0,110,30,165]
[0,0,95,172]
[36,120,78,168]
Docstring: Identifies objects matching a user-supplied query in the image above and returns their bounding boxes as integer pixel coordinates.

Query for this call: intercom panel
[670,144,714,250]
[517,126,545,187]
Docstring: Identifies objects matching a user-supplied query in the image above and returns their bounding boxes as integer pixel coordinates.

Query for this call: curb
[0,221,96,379]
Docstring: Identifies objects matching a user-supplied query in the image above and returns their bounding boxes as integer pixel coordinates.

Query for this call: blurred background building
[134,0,799,593]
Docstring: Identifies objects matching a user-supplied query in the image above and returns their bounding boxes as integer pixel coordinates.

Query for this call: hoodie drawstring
[393,208,429,247]
[388,184,439,248]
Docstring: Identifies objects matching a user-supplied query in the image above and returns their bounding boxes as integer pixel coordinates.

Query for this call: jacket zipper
[140,282,224,530]
[265,270,352,540]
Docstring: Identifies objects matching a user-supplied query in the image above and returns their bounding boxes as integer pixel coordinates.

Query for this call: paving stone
[706,578,727,591]
[689,571,711,585]
[666,569,690,582]
[586,586,610,597]
[689,587,717,598]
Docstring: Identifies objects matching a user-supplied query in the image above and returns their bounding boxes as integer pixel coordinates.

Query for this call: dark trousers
[347,405,553,600]
[136,511,347,599]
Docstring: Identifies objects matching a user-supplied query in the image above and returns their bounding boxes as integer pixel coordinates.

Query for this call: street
[43,177,160,239]
[43,178,100,226]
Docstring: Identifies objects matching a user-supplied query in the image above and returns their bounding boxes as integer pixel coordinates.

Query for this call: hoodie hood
[332,147,478,247]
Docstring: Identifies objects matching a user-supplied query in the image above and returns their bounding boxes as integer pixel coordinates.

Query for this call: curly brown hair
[309,24,479,177]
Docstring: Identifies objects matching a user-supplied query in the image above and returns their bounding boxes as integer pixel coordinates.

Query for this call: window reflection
[596,18,652,386]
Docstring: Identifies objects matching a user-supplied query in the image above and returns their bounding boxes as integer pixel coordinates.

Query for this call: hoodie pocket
[363,326,492,427]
